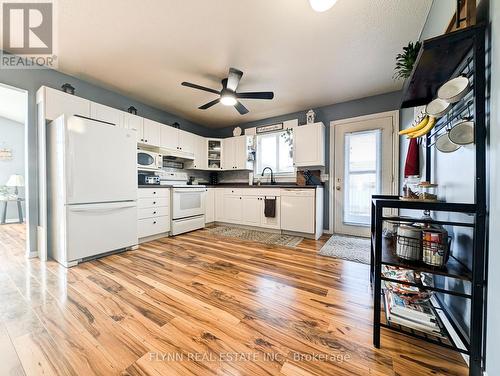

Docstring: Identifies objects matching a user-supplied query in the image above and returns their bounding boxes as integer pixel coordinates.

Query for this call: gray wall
[0,59,212,253]
[486,0,499,374]
[0,116,25,221]
[213,91,403,230]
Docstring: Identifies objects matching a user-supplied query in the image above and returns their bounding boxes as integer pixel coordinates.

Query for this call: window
[343,129,381,226]
[256,131,294,175]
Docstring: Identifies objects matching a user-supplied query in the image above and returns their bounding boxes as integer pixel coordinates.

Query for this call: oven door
[137,151,160,170]
[172,188,206,219]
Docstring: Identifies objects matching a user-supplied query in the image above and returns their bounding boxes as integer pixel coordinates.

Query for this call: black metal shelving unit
[371,24,487,376]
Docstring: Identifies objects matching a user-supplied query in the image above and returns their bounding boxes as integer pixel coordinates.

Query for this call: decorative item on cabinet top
[306,109,316,124]
[233,126,242,136]
[61,83,75,95]
[127,106,138,115]
[173,122,180,129]
[256,123,283,134]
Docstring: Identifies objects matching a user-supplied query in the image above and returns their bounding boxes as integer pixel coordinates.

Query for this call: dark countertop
[138,184,323,189]
[138,185,167,188]
[204,183,322,189]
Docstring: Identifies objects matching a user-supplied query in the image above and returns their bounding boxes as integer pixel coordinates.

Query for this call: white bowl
[435,132,460,153]
[449,120,474,145]
[438,76,470,103]
[426,98,451,118]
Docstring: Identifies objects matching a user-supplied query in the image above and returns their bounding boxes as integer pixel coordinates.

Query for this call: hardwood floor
[0,223,467,376]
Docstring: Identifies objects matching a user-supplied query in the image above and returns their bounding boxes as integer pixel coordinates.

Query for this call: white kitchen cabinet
[205,188,215,223]
[224,195,243,223]
[160,123,179,151]
[259,196,281,229]
[223,136,253,170]
[178,130,195,154]
[37,86,91,121]
[242,196,261,226]
[142,119,161,147]
[293,122,325,167]
[137,188,170,241]
[187,135,208,170]
[281,189,315,234]
[90,102,125,127]
[123,113,144,142]
[215,188,225,221]
[222,137,235,169]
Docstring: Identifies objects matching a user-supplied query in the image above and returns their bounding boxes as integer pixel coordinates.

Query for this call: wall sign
[256,123,283,134]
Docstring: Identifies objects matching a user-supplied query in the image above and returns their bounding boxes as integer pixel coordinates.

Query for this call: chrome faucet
[261,167,276,185]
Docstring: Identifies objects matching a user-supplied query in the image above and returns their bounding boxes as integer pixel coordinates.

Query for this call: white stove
[157,171,206,188]
[156,171,207,235]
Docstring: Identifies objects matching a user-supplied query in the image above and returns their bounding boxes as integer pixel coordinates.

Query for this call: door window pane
[344,130,381,226]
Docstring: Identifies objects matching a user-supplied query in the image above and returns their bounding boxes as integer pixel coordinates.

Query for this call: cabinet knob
[153,211,157,215]
[153,221,157,224]
[153,201,156,204]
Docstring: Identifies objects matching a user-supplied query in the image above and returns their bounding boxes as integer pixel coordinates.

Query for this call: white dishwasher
[281,189,315,234]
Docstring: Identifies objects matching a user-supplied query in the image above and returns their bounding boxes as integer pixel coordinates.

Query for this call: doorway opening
[0,83,29,257]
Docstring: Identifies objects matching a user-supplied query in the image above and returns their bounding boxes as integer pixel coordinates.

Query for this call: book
[387,291,436,324]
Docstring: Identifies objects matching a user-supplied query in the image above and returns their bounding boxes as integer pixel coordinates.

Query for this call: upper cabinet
[178,130,195,154]
[186,135,207,170]
[142,119,161,147]
[90,102,125,127]
[223,136,253,170]
[159,123,179,151]
[37,86,90,121]
[122,112,144,143]
[293,122,325,167]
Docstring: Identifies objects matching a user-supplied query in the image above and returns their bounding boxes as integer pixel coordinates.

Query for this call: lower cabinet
[205,188,215,223]
[211,187,321,238]
[137,188,170,241]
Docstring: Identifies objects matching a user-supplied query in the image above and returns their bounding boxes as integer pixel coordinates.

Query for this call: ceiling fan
[181,68,274,115]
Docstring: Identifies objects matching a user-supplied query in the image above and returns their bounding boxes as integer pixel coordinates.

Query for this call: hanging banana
[407,116,437,138]
[399,115,429,135]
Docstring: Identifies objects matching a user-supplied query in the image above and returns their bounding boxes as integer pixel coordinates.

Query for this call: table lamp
[6,174,24,195]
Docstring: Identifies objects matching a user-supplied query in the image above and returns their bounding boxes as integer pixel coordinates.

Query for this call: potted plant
[394,41,422,80]
[281,128,294,158]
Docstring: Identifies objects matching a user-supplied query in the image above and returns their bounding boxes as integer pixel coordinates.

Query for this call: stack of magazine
[382,266,444,337]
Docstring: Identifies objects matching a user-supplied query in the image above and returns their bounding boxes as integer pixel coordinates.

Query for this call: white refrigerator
[47,115,137,267]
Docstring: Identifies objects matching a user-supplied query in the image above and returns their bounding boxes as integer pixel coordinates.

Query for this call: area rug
[318,234,371,264]
[205,226,303,248]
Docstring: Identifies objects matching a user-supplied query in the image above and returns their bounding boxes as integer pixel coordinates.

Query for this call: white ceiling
[54,0,432,128]
[0,85,26,124]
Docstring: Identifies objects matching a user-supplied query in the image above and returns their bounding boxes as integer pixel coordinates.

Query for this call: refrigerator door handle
[68,202,137,213]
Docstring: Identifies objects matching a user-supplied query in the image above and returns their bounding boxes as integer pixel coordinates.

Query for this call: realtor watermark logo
[1,0,58,68]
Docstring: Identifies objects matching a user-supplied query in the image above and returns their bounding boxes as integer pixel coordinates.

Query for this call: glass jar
[402,175,420,200]
[418,182,439,201]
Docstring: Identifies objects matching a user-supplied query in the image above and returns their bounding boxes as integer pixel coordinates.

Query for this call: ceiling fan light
[309,0,337,12]
[220,95,237,106]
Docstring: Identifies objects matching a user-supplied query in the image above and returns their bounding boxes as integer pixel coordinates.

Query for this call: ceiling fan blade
[198,98,220,110]
[237,91,274,100]
[226,68,243,92]
[181,81,220,95]
[234,101,249,115]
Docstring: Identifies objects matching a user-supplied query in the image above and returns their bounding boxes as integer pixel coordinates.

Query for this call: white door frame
[328,110,399,235]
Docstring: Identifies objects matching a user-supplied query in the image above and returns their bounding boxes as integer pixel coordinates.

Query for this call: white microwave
[137,150,162,171]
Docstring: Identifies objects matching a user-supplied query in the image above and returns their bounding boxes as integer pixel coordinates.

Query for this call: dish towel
[264,197,276,218]
[404,138,420,177]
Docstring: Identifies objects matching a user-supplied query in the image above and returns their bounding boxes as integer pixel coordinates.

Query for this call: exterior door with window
[334,115,395,237]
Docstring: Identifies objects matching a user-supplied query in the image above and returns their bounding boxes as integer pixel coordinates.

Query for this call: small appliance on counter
[138,172,159,185]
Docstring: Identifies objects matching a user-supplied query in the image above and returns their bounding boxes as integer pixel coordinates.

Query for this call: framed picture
[256,123,283,134]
